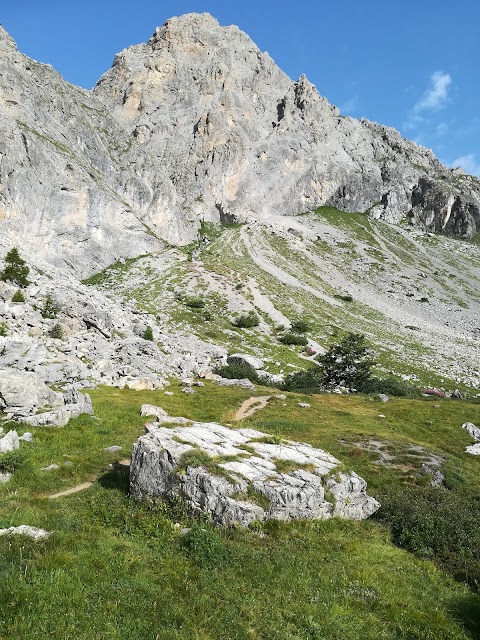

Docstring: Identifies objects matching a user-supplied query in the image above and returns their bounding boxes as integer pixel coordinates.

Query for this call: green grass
[1,383,480,638]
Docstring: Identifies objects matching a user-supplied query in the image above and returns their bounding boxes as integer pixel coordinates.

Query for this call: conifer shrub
[214,361,262,384]
[11,289,25,303]
[0,322,7,336]
[41,293,60,319]
[1,247,30,287]
[290,319,310,333]
[143,326,154,341]
[49,323,64,339]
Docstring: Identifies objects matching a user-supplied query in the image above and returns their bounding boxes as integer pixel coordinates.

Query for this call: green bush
[279,332,308,346]
[376,485,480,590]
[11,289,25,303]
[41,294,60,319]
[0,322,8,337]
[0,449,27,474]
[1,247,29,287]
[214,361,266,384]
[361,376,419,397]
[142,326,154,341]
[291,320,310,333]
[184,297,205,309]
[49,323,64,339]
[282,367,324,393]
[182,524,226,566]
[231,311,259,328]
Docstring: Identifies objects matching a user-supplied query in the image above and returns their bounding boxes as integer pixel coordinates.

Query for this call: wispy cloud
[404,71,452,132]
[413,71,451,112]
[339,95,358,115]
[450,153,480,177]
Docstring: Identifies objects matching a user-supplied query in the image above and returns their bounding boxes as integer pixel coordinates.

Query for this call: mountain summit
[0,14,479,274]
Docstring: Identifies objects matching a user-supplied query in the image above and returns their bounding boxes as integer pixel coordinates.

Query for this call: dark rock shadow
[97,460,130,493]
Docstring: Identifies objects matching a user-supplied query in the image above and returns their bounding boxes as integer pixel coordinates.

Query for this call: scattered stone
[23,407,71,428]
[452,389,463,399]
[0,430,19,453]
[298,403,311,408]
[182,387,196,394]
[0,525,51,540]
[466,444,480,455]
[164,391,174,396]
[462,422,480,441]
[104,446,122,453]
[0,472,12,483]
[41,464,60,471]
[140,404,168,421]
[192,381,205,387]
[378,414,386,418]
[274,394,287,400]
[130,417,379,528]
[63,460,74,467]
[378,394,389,403]
[18,432,33,442]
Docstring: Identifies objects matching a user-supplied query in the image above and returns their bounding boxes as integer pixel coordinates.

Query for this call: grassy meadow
[1,382,479,639]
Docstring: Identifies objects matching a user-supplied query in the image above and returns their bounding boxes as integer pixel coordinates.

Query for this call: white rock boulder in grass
[130,411,380,527]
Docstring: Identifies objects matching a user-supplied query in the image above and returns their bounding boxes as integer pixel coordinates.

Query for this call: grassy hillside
[1,383,479,639]
[84,209,480,392]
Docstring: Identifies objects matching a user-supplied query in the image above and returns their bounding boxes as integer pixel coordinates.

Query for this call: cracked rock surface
[130,410,380,527]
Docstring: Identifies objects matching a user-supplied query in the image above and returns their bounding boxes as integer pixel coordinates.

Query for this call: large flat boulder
[0,369,63,416]
[130,412,380,527]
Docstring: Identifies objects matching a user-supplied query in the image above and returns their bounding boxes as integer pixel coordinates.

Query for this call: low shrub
[182,524,226,566]
[184,297,205,309]
[231,311,259,328]
[0,322,7,337]
[142,326,154,341]
[0,449,27,474]
[49,323,64,339]
[361,376,419,397]
[282,367,324,393]
[376,485,480,590]
[214,361,262,384]
[290,320,310,333]
[279,332,308,346]
[11,289,25,303]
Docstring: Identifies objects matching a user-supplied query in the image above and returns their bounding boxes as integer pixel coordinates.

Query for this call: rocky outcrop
[0,525,51,540]
[130,411,380,527]
[462,422,480,455]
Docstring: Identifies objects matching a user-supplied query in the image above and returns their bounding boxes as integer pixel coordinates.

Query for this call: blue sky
[2,0,479,175]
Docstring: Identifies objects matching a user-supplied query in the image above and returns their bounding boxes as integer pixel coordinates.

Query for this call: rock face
[130,411,380,527]
[0,14,479,279]
[462,422,480,455]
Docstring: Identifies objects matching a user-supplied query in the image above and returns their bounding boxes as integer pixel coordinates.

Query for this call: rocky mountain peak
[0,24,16,52]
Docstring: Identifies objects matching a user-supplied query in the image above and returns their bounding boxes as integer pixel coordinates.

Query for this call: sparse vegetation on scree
[1,382,480,639]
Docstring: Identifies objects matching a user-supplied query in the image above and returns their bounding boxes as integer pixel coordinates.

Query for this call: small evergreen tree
[41,294,60,319]
[11,289,25,303]
[318,333,374,390]
[1,248,29,287]
[142,326,154,341]
[0,322,7,337]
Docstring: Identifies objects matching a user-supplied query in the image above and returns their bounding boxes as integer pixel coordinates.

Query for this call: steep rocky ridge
[94,13,480,239]
[0,14,479,279]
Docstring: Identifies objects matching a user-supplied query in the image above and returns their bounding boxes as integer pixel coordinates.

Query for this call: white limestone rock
[0,430,19,453]
[130,411,379,527]
[227,354,265,370]
[0,525,51,541]
[462,422,480,441]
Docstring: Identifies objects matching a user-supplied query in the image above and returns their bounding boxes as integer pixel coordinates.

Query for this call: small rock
[0,430,19,453]
[63,460,74,467]
[462,422,480,441]
[298,402,311,408]
[452,389,463,399]
[140,404,168,421]
[182,387,196,394]
[274,394,287,400]
[0,526,51,540]
[378,414,386,418]
[41,464,60,471]
[104,446,122,453]
[18,432,33,442]
[164,391,174,396]
[0,472,12,483]
[378,394,389,403]
[192,381,205,387]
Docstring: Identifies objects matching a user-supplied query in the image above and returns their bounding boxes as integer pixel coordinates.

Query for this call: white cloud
[450,153,480,177]
[339,95,358,115]
[435,122,448,136]
[413,71,451,113]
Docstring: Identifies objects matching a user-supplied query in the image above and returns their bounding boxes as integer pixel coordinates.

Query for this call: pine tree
[317,333,374,390]
[1,247,30,287]
[41,294,60,319]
